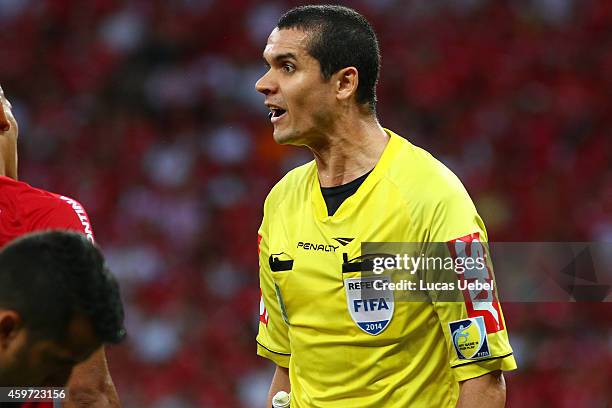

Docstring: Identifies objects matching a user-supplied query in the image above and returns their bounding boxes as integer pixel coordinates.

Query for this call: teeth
[267,107,285,120]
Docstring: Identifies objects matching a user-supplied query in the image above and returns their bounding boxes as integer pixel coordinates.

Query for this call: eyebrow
[263,52,298,66]
[273,52,297,62]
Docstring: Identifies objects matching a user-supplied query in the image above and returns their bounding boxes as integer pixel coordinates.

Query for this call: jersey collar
[311,128,403,222]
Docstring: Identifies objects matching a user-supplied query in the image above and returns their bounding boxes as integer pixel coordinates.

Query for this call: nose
[255,69,276,96]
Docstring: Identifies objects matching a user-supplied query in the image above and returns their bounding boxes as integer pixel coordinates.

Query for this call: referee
[255,5,516,408]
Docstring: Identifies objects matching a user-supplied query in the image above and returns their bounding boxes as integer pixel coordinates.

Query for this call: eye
[282,63,295,73]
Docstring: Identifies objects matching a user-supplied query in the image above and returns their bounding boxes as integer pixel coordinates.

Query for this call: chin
[273,126,309,146]
[272,129,294,145]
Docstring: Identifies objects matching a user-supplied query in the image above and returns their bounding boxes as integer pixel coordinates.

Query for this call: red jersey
[0,175,96,408]
[0,175,94,247]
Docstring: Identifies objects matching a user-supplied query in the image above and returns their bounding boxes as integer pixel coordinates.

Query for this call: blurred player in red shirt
[0,86,121,407]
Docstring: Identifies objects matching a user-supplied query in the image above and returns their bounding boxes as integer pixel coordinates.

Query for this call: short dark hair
[277,5,381,112]
[0,231,126,344]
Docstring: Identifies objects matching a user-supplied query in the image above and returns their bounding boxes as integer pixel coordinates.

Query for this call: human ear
[0,311,21,349]
[335,67,359,102]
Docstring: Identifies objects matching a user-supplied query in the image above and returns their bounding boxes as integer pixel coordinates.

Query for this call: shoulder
[0,176,61,214]
[381,131,482,240]
[0,177,95,244]
[383,131,473,209]
[1,177,95,241]
[44,194,96,242]
[264,160,316,212]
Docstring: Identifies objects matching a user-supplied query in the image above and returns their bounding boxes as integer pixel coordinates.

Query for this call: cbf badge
[345,276,394,335]
[449,316,491,360]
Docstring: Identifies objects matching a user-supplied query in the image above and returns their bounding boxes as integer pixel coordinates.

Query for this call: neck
[308,114,389,187]
[0,138,17,179]
[0,154,6,178]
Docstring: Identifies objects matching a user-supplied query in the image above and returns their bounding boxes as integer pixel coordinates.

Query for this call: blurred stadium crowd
[0,0,610,407]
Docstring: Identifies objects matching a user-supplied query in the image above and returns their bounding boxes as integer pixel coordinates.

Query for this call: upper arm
[426,189,517,382]
[256,195,291,368]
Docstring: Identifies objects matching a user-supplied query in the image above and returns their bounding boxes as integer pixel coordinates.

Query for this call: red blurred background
[0,0,610,406]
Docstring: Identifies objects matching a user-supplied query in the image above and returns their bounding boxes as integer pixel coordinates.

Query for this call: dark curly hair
[0,230,125,344]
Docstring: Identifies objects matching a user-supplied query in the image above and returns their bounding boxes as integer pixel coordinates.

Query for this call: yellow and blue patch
[449,316,491,360]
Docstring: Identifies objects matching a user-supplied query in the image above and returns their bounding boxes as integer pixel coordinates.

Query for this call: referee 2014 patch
[345,276,394,335]
[449,316,491,360]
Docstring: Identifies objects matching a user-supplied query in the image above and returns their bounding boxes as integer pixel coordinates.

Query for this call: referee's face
[256,28,336,145]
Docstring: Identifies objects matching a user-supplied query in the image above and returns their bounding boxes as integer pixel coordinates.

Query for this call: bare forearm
[267,365,290,408]
[457,371,506,408]
[64,347,121,408]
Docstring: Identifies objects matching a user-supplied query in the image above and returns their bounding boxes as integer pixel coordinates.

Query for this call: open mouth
[268,108,287,123]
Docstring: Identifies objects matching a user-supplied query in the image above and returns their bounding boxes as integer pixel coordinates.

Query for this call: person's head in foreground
[255,4,381,146]
[0,231,125,386]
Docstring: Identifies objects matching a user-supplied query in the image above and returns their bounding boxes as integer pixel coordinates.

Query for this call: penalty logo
[345,276,394,335]
[449,316,491,360]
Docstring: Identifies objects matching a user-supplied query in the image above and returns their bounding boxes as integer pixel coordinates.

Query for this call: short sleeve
[428,190,517,382]
[256,195,291,368]
[38,195,96,243]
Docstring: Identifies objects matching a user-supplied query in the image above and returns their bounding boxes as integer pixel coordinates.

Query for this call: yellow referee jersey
[257,129,517,407]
